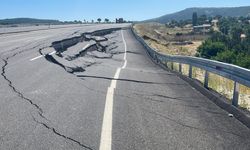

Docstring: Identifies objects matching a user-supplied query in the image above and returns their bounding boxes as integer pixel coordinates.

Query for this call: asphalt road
[0,24,250,150]
[0,24,90,35]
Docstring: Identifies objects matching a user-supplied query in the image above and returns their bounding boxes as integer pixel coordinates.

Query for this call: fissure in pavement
[1,45,94,149]
[40,28,122,75]
[33,117,93,150]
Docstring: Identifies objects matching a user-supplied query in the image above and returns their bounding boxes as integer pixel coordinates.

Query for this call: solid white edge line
[109,68,121,89]
[121,29,127,69]
[99,30,127,150]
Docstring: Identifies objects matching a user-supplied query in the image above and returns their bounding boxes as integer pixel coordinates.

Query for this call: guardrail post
[154,54,158,63]
[171,62,174,70]
[156,55,159,63]
[179,63,182,73]
[232,81,239,107]
[189,65,192,78]
[165,61,169,68]
[204,70,209,89]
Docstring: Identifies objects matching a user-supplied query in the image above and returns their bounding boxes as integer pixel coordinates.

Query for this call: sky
[0,0,250,22]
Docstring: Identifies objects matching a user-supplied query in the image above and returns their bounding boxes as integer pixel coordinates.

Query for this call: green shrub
[212,50,236,64]
[197,40,226,58]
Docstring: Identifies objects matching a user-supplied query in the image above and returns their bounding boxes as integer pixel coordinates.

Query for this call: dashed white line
[30,51,56,61]
[99,30,127,150]
[82,44,90,50]
[29,44,90,62]
[30,55,44,61]
[48,51,56,55]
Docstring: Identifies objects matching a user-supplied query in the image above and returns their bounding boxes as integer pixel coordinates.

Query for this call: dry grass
[146,39,201,56]
[134,23,206,56]
[183,65,250,110]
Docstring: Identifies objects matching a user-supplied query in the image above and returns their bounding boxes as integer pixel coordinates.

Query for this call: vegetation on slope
[197,17,250,69]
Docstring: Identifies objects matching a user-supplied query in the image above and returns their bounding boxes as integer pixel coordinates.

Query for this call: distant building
[193,24,211,33]
[116,18,124,23]
[211,19,218,26]
[241,34,247,41]
[184,24,192,28]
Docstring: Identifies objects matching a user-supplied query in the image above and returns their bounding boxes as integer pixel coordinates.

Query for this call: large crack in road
[1,58,45,118]
[33,117,93,150]
[0,42,94,149]
[40,28,122,76]
[76,74,181,85]
[1,44,48,119]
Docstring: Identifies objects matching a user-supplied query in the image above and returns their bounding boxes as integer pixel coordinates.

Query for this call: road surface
[0,24,250,150]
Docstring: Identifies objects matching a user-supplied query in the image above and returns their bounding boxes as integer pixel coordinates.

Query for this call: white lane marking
[30,55,44,61]
[30,51,56,61]
[99,30,127,150]
[49,51,56,55]
[29,43,90,62]
[109,68,121,89]
[121,30,127,69]
[99,87,114,150]
[82,44,90,50]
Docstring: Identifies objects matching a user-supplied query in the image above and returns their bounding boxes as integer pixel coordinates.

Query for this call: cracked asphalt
[0,24,250,150]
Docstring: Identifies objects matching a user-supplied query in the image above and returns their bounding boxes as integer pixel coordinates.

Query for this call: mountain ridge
[0,18,62,25]
[145,6,250,23]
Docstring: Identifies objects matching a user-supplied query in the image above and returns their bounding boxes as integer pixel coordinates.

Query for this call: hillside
[146,6,250,23]
[0,18,62,25]
[133,23,208,56]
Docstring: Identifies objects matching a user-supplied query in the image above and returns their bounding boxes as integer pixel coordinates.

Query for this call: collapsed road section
[0,28,124,149]
[40,28,123,75]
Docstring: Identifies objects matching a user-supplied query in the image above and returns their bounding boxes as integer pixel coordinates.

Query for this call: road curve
[0,24,250,150]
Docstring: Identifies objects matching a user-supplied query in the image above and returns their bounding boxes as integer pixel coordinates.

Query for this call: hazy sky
[0,0,249,21]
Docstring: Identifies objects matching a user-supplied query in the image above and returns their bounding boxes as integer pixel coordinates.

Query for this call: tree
[219,19,230,35]
[235,53,250,69]
[198,14,207,24]
[97,18,101,23]
[104,18,109,23]
[245,26,250,43]
[192,12,198,26]
[169,20,178,28]
[196,16,250,69]
[213,50,236,64]
[197,40,226,58]
[215,15,222,20]
[230,26,243,49]
[210,32,228,43]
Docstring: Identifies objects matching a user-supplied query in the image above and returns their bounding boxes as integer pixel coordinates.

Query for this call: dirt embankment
[134,23,209,56]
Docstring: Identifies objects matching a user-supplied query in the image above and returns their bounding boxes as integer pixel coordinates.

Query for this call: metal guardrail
[131,26,250,107]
